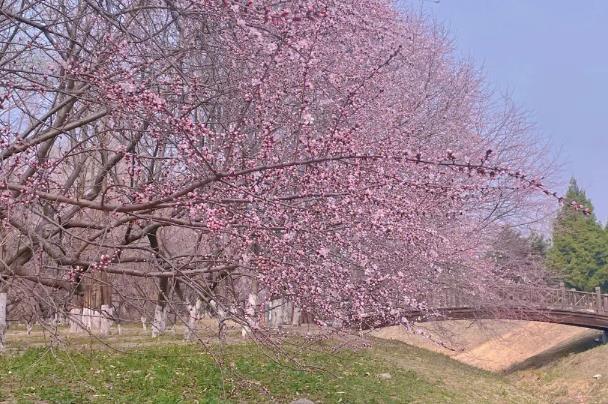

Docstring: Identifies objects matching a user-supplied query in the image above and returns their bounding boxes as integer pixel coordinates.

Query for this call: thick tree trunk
[152,303,168,337]
[147,227,172,338]
[151,277,169,337]
[209,299,227,341]
[241,292,257,337]
[185,297,203,341]
[0,292,6,351]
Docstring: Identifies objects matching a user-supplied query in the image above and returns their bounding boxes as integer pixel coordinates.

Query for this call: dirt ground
[372,320,603,372]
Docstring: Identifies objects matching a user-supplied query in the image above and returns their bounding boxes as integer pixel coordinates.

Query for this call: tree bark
[185,297,203,341]
[209,299,227,341]
[152,301,168,337]
[241,292,257,337]
[0,292,6,351]
[147,227,171,337]
[152,277,169,337]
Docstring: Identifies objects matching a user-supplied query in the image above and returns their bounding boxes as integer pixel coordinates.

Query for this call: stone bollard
[100,305,113,335]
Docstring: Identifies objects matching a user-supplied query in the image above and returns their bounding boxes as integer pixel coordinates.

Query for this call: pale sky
[418,0,608,224]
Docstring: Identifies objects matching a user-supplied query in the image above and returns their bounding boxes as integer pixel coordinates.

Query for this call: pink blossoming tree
[0,0,557,346]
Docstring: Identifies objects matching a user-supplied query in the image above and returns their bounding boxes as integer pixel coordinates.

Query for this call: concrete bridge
[361,284,608,333]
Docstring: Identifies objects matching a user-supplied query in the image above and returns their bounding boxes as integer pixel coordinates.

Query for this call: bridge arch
[407,307,608,330]
[361,285,608,333]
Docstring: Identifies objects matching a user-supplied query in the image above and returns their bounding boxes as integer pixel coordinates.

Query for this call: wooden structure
[69,272,114,334]
[362,283,608,331]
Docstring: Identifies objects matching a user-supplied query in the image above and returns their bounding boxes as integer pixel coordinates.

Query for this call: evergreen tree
[547,178,608,290]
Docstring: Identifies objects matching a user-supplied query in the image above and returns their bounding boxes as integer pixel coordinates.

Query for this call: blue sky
[416,0,608,224]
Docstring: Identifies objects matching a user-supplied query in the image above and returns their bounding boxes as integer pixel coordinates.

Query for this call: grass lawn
[0,337,541,403]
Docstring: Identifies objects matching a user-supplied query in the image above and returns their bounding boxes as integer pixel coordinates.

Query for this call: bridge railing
[430,283,607,314]
[498,284,607,313]
[428,286,480,308]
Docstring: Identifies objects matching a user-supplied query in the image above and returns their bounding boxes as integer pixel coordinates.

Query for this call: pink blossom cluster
[0,0,561,327]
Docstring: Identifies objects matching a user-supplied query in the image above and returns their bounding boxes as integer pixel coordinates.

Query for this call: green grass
[0,338,540,403]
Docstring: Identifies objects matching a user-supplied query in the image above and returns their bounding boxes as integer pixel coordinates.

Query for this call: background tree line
[547,178,608,291]
[495,178,608,291]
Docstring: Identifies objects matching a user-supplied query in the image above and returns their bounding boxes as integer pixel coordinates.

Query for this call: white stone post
[268,298,282,329]
[90,309,102,333]
[68,308,83,333]
[292,307,302,326]
[100,305,113,335]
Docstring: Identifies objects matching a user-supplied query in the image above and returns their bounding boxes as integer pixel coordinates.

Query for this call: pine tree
[547,178,608,290]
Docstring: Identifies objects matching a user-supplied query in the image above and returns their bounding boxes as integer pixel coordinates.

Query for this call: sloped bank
[0,336,540,403]
[372,320,602,372]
